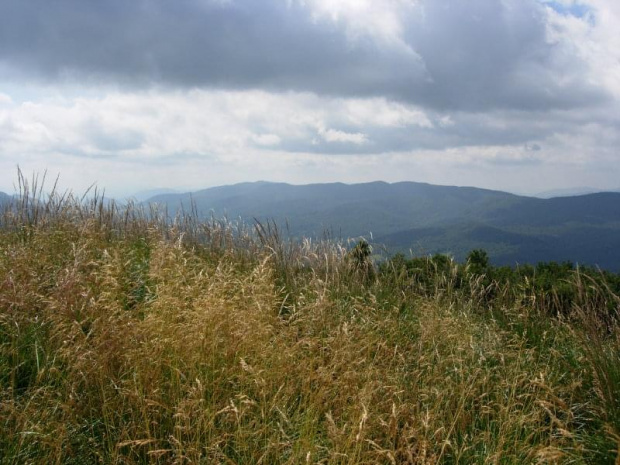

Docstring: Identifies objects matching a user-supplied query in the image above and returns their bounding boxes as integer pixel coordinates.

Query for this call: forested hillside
[0,192,11,206]
[148,181,620,270]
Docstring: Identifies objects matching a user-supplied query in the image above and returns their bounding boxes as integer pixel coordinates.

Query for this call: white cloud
[301,0,415,44]
[317,126,368,144]
[340,98,432,128]
[544,0,620,98]
[0,89,429,183]
[252,133,282,146]
[437,115,454,127]
[1,84,618,197]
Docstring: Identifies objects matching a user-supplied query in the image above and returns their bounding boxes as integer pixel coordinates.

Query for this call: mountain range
[129,188,179,203]
[534,187,620,198]
[146,181,620,271]
[0,191,12,206]
[1,182,618,270]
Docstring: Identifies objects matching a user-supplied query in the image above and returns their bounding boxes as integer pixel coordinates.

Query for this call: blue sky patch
[541,1,592,19]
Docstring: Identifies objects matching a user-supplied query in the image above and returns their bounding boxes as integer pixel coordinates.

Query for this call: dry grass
[1,175,619,464]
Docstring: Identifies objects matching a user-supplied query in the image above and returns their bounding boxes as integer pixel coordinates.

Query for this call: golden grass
[1,176,619,464]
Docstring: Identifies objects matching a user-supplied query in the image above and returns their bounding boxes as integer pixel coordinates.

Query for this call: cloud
[1,87,618,192]
[340,98,433,128]
[317,126,368,145]
[545,0,620,99]
[1,86,617,163]
[0,90,430,159]
[0,0,615,112]
[303,0,410,42]
[0,0,425,102]
[252,133,282,147]
[0,0,619,197]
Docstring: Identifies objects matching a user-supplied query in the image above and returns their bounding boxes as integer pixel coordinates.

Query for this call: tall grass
[1,173,619,463]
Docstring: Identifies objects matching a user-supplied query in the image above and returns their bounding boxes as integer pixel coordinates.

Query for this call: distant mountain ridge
[0,191,11,206]
[129,188,179,203]
[535,187,620,198]
[145,181,620,271]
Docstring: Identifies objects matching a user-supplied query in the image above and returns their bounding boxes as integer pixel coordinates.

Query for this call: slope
[147,181,620,270]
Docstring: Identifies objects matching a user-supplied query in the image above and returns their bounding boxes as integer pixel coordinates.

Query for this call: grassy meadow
[1,176,619,464]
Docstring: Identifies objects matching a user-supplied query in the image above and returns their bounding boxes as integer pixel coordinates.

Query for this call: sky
[0,0,619,197]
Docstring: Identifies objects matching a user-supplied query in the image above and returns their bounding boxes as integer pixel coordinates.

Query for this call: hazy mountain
[0,191,12,206]
[147,181,620,271]
[534,187,620,198]
[149,181,522,236]
[129,188,179,203]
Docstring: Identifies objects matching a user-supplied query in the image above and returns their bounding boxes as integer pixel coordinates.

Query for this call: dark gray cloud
[0,0,609,111]
[0,1,424,98]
